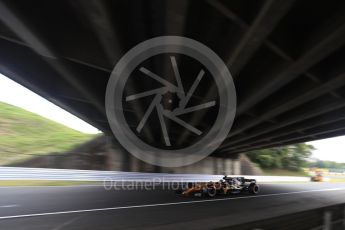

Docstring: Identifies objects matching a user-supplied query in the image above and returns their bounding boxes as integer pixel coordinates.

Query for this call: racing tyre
[248,183,259,194]
[207,188,217,197]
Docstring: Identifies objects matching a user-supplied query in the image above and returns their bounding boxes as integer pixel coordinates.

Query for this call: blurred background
[1,72,345,179]
[1,0,345,229]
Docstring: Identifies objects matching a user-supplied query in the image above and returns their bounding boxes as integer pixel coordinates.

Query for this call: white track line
[0,188,344,220]
[0,185,103,189]
[0,205,18,208]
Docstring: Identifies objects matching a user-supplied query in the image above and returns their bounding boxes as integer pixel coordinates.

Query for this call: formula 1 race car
[179,176,259,197]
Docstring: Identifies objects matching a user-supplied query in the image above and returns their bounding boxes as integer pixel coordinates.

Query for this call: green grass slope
[0,102,95,165]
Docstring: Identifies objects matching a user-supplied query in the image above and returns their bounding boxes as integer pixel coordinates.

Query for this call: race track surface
[0,182,345,229]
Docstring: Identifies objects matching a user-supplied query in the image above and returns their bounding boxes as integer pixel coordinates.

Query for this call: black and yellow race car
[179,176,259,197]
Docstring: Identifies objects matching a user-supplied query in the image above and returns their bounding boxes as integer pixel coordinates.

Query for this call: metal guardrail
[0,167,310,182]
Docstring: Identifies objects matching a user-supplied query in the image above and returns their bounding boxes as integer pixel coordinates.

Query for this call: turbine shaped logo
[106,36,237,167]
[126,56,216,147]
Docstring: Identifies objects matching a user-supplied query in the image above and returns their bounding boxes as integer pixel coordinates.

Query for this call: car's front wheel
[248,183,259,194]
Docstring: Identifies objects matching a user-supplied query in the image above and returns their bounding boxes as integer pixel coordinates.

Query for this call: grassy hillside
[0,102,96,165]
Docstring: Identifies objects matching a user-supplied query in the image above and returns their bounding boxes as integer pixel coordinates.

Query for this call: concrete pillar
[130,156,140,172]
[221,159,226,175]
[225,159,232,175]
[106,135,132,171]
[233,160,241,175]
[213,157,218,174]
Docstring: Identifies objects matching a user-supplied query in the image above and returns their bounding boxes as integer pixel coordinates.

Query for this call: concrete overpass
[0,0,345,156]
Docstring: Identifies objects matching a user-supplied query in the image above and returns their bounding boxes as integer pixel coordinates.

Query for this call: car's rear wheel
[249,183,259,194]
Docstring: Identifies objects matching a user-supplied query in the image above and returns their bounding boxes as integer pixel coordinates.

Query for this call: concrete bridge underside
[0,0,345,157]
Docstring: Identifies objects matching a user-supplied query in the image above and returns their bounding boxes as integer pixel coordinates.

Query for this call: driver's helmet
[233,178,240,185]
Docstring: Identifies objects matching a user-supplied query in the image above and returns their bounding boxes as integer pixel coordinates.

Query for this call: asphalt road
[0,182,345,229]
